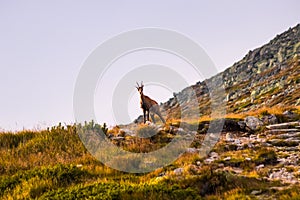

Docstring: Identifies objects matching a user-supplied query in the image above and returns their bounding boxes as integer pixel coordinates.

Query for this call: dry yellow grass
[166,105,300,125]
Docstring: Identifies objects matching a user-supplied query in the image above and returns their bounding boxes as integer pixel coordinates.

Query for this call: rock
[296,98,300,106]
[111,136,125,141]
[218,163,224,168]
[277,155,299,165]
[283,110,298,119]
[145,121,153,125]
[267,129,299,133]
[173,168,184,175]
[276,146,299,151]
[238,121,246,129]
[267,139,299,147]
[245,157,252,161]
[204,158,215,164]
[275,132,300,139]
[225,132,234,142]
[245,116,264,131]
[224,156,231,161]
[256,164,264,170]
[248,143,255,148]
[251,190,262,195]
[261,114,278,125]
[266,122,300,129]
[234,139,241,145]
[223,167,243,174]
[269,168,298,184]
[186,148,198,154]
[261,142,272,147]
[210,152,219,158]
[204,152,219,164]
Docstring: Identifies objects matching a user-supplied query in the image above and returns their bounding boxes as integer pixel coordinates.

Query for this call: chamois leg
[150,114,156,124]
[143,110,146,123]
[146,110,150,122]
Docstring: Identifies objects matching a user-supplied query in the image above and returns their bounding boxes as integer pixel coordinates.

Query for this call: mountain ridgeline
[162,24,300,120]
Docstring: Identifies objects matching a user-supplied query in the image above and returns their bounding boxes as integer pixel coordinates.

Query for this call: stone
[267,129,299,133]
[269,168,298,183]
[145,121,153,125]
[245,116,264,131]
[261,114,278,125]
[173,168,184,175]
[296,98,300,106]
[204,158,215,164]
[256,164,264,170]
[218,163,224,168]
[251,190,262,195]
[224,156,231,161]
[266,122,300,129]
[225,132,234,142]
[186,148,198,154]
[283,110,298,119]
[111,136,125,141]
[275,132,300,139]
[234,139,241,145]
[210,152,219,158]
[204,152,219,164]
[238,121,246,129]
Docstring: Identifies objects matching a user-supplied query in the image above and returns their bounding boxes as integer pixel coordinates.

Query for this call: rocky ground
[108,108,300,198]
[161,24,300,121]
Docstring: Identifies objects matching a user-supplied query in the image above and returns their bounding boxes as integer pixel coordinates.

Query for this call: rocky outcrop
[161,24,300,119]
[245,116,264,131]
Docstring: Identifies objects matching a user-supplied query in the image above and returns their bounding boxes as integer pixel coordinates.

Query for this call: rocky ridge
[162,24,300,120]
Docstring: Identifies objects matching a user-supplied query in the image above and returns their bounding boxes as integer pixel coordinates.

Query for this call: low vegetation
[1,109,300,200]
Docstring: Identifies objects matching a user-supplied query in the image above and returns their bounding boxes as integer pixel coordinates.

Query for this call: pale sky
[0,1,299,131]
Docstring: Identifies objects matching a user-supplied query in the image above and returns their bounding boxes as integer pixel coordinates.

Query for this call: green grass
[0,121,299,199]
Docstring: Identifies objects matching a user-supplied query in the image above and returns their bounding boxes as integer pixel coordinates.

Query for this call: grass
[0,121,293,199]
[1,91,300,199]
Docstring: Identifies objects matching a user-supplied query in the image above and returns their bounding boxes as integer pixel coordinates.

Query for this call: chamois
[136,81,165,124]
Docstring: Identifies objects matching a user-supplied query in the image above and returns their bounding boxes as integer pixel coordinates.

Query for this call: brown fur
[136,82,165,124]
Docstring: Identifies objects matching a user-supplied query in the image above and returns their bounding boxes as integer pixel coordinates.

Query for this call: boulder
[266,121,300,129]
[245,116,263,131]
[283,110,299,120]
[260,114,278,125]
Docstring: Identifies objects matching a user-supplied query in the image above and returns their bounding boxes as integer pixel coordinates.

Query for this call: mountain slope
[162,24,300,120]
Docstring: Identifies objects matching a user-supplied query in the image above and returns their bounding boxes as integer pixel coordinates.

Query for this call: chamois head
[136,81,144,95]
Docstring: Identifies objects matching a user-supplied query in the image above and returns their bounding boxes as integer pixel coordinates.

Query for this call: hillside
[163,24,300,120]
[1,24,300,199]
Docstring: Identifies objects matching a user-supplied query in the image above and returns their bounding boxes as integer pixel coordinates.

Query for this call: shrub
[254,148,277,165]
